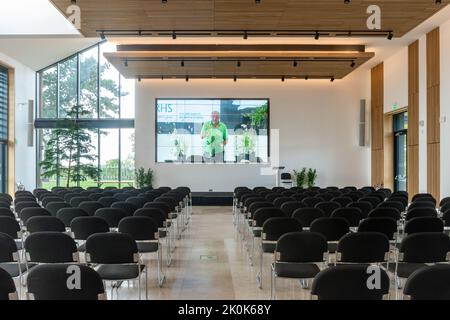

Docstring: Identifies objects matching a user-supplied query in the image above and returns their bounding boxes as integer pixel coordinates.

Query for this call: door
[393,112,408,192]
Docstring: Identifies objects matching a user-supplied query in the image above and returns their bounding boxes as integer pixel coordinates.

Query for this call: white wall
[135,68,371,192]
[418,35,428,193]
[440,21,450,198]
[0,51,36,192]
[384,47,408,113]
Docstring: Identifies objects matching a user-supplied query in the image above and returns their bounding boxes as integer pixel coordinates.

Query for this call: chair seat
[137,242,159,253]
[274,262,321,279]
[0,262,35,278]
[387,262,427,278]
[96,264,145,281]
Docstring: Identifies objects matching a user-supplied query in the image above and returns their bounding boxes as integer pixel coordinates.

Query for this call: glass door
[393,112,408,192]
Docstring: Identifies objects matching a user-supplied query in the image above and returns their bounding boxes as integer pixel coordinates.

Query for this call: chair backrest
[443,210,450,227]
[302,197,323,208]
[0,201,10,209]
[331,197,353,208]
[45,202,71,216]
[25,232,78,263]
[368,207,401,221]
[98,196,119,208]
[41,197,65,207]
[0,208,14,219]
[262,217,302,241]
[114,193,132,202]
[0,193,13,203]
[0,232,18,263]
[439,197,450,209]
[275,232,327,263]
[125,196,148,209]
[331,207,362,227]
[78,201,104,216]
[400,232,450,263]
[264,193,280,203]
[388,196,409,208]
[14,201,41,216]
[19,207,51,224]
[314,201,341,217]
[311,265,390,300]
[70,216,110,241]
[244,197,265,210]
[378,201,405,213]
[134,208,166,228]
[118,216,158,241]
[408,201,436,211]
[111,201,138,216]
[94,208,128,228]
[247,202,274,218]
[404,264,450,300]
[273,197,293,209]
[0,217,21,239]
[69,197,92,208]
[253,208,285,228]
[56,208,89,227]
[89,193,104,201]
[405,207,438,221]
[14,196,36,204]
[85,232,138,264]
[26,216,66,233]
[337,232,389,263]
[64,193,81,202]
[154,197,177,211]
[292,208,325,227]
[0,267,16,300]
[346,201,373,219]
[359,196,381,208]
[358,217,398,240]
[27,264,105,300]
[310,217,350,242]
[412,193,435,203]
[404,217,444,235]
[280,201,305,217]
[346,191,364,202]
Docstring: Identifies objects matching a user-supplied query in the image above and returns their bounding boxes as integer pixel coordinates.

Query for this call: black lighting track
[97,29,393,38]
[133,75,336,80]
[120,58,357,63]
[116,44,366,52]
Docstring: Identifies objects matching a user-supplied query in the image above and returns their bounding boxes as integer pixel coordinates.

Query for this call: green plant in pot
[293,168,307,188]
[307,168,318,188]
[135,167,154,188]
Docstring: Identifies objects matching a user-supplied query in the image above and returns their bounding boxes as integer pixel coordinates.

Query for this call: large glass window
[394,112,408,192]
[36,42,135,189]
[0,66,8,193]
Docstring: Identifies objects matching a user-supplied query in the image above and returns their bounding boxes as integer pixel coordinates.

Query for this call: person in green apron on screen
[201,111,228,163]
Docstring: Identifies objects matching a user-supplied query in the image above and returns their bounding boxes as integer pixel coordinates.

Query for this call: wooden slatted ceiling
[104,49,374,79]
[50,0,449,38]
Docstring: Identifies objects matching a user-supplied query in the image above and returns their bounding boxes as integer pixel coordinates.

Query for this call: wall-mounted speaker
[27,99,34,147]
[359,99,367,147]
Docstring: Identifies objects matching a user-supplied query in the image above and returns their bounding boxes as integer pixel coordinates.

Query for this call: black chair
[359,196,382,208]
[26,264,106,300]
[0,217,22,249]
[347,201,373,219]
[0,208,14,219]
[247,202,274,220]
[94,208,128,229]
[243,197,265,212]
[98,197,119,208]
[89,193,104,201]
[85,232,146,299]
[271,232,327,299]
[14,202,41,217]
[302,197,323,208]
[358,217,398,242]
[112,202,138,216]
[441,203,450,215]
[119,216,165,287]
[114,193,132,202]
[311,265,390,300]
[292,208,325,228]
[318,193,334,202]
[0,233,24,298]
[310,217,350,254]
[280,201,304,217]
[408,201,436,211]
[0,267,17,300]
[331,207,362,227]
[273,197,293,209]
[64,193,81,203]
[19,208,51,225]
[14,196,36,205]
[388,196,409,209]
[443,210,450,227]
[45,202,71,216]
[41,197,64,207]
[78,201,104,216]
[405,207,438,221]
[390,233,450,291]
[336,232,390,264]
[70,216,110,252]
[378,201,406,213]
[404,264,450,300]
[264,193,280,203]
[134,208,169,240]
[331,197,352,208]
[412,193,435,203]
[404,217,444,235]
[56,208,89,228]
[0,193,13,203]
[439,197,450,209]
[26,216,66,233]
[368,207,401,221]
[25,232,79,263]
[315,202,341,217]
[0,201,11,209]
[125,197,148,209]
[69,196,92,208]
[346,191,364,202]
[257,217,303,288]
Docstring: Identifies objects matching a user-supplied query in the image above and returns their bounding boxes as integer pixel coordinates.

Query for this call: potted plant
[241,131,256,161]
[293,168,307,188]
[135,167,154,189]
[307,168,318,188]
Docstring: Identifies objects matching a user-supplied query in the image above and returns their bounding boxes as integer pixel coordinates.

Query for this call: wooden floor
[107,206,314,300]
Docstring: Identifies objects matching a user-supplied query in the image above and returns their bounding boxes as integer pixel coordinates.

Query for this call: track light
[436,0,442,4]
[100,32,106,40]
[237,61,241,67]
[161,76,164,80]
[344,0,350,3]
[233,76,237,82]
[181,61,185,67]
[293,61,298,67]
[331,77,335,82]
[243,31,248,40]
[71,0,77,4]
[350,61,356,68]
[387,32,394,40]
[305,76,309,80]
[255,0,261,3]
[281,76,285,82]
[162,0,167,3]
[138,76,141,82]
[124,59,128,67]
[315,31,320,40]
[172,31,177,39]
[185,76,189,82]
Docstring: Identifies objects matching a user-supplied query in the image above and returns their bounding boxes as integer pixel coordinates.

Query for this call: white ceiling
[1,0,450,72]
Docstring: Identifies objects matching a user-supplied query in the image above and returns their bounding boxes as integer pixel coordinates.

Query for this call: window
[0,66,8,193]
[393,112,408,192]
[36,42,135,189]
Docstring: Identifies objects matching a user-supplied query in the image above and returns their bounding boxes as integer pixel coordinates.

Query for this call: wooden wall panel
[371,63,384,187]
[7,69,14,195]
[408,41,419,198]
[427,28,440,200]
[383,115,394,191]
